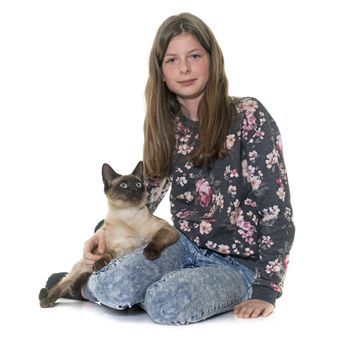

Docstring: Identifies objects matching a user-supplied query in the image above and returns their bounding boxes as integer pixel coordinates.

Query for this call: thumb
[97,237,106,254]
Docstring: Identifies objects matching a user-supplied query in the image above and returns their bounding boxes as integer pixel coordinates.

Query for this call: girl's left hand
[233,299,274,318]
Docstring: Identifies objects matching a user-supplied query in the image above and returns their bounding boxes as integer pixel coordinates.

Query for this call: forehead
[165,33,205,54]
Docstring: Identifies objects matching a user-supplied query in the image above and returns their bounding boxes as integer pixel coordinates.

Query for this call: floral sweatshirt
[145,97,295,305]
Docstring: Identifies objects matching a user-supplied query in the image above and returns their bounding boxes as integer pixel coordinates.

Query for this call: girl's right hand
[83,229,106,267]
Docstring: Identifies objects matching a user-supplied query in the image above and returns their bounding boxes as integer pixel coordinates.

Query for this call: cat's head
[101,161,146,208]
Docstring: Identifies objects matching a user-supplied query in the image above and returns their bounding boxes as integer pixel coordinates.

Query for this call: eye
[164,57,176,64]
[136,182,142,188]
[190,53,201,60]
[120,183,127,189]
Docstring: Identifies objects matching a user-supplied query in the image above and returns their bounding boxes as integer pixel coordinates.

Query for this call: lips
[178,79,196,86]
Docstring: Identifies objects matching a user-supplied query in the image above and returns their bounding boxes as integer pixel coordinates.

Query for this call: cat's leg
[143,225,179,260]
[39,260,91,308]
[92,251,115,271]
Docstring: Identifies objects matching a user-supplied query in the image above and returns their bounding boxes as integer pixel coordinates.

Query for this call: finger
[262,306,274,317]
[233,305,241,314]
[233,300,249,312]
[97,238,106,255]
[83,259,95,267]
[250,306,264,318]
[84,251,101,262]
[236,305,254,318]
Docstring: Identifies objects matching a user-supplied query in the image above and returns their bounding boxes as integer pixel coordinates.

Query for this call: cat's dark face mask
[109,175,145,204]
[102,161,146,207]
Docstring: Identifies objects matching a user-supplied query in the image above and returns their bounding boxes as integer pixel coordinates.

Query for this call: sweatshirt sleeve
[144,176,172,214]
[240,97,295,305]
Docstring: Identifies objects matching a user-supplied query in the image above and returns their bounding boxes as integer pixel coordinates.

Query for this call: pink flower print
[284,207,293,222]
[244,198,257,207]
[246,112,257,129]
[242,159,249,178]
[249,150,258,162]
[262,205,280,222]
[205,240,217,249]
[266,259,282,274]
[176,121,189,135]
[178,143,193,155]
[260,235,274,248]
[249,175,262,191]
[214,193,224,209]
[271,282,282,293]
[243,247,254,256]
[195,179,212,207]
[149,186,162,203]
[245,99,258,113]
[229,207,244,225]
[180,134,191,143]
[176,209,191,219]
[199,220,212,235]
[225,134,236,150]
[282,255,289,271]
[224,166,239,179]
[180,220,191,232]
[266,149,279,169]
[176,176,187,187]
[276,186,286,201]
[276,135,284,157]
[254,129,265,140]
[218,244,230,254]
[228,185,237,196]
[184,191,194,202]
[185,161,193,169]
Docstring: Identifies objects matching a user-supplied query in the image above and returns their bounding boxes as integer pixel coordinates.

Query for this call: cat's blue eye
[136,182,142,188]
[120,183,128,189]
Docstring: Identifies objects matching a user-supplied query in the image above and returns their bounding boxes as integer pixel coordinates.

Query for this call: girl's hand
[83,229,106,267]
[233,299,274,318]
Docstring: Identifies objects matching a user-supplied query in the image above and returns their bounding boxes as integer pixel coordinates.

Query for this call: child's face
[162,33,210,102]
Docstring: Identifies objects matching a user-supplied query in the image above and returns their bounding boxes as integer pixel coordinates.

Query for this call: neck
[178,94,203,121]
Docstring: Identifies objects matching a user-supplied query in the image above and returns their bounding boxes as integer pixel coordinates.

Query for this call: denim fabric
[85,233,255,325]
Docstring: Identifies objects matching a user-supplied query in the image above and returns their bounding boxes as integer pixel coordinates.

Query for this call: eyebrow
[164,48,205,57]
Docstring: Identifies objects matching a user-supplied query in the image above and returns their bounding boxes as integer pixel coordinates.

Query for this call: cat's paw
[39,287,48,301]
[39,288,57,308]
[93,257,110,271]
[143,244,161,260]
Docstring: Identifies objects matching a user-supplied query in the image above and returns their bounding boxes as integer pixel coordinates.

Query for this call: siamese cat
[39,161,178,308]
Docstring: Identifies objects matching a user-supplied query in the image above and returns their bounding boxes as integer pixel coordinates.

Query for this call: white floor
[2,263,346,350]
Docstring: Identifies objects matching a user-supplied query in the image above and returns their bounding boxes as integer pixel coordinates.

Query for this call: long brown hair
[143,13,235,179]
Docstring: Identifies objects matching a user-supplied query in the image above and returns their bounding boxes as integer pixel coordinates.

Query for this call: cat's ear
[102,163,120,192]
[132,161,144,180]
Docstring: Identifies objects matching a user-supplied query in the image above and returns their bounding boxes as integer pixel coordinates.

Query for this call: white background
[0,0,349,349]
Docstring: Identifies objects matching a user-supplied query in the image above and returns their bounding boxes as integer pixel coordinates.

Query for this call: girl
[47,13,295,325]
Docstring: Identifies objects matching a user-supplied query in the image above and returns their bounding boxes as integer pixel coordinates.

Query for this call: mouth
[178,79,197,86]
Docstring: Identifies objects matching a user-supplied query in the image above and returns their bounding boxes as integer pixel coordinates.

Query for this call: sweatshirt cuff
[251,285,278,306]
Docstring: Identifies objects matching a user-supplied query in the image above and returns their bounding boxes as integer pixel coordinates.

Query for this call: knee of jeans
[87,262,143,309]
[144,274,195,325]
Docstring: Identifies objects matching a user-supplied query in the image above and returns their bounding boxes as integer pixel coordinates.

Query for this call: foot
[43,272,85,301]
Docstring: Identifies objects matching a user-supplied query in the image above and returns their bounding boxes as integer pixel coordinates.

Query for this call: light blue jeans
[84,232,255,325]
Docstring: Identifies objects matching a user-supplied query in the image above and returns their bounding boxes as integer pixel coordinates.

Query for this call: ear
[102,163,120,192]
[132,161,144,180]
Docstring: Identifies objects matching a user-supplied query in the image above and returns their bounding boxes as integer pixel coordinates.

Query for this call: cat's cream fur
[39,161,178,308]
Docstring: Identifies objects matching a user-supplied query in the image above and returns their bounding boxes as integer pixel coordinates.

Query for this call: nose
[179,61,190,74]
